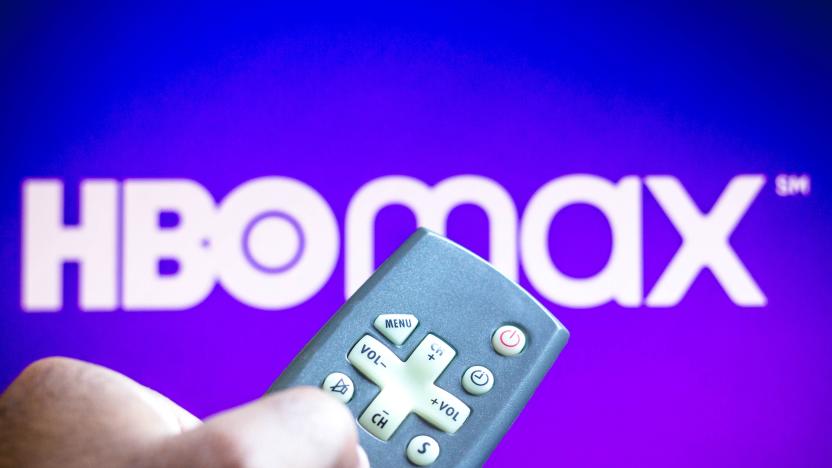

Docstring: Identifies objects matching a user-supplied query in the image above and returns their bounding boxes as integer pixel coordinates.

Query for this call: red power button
[492,325,526,356]
[499,329,521,347]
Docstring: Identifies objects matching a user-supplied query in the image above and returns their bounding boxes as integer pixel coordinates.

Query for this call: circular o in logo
[242,211,305,273]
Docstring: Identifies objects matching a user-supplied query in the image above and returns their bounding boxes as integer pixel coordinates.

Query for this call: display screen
[1,4,830,467]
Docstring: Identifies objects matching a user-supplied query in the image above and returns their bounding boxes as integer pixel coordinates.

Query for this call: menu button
[373,313,419,345]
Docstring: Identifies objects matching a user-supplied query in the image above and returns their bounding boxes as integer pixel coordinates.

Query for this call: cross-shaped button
[348,334,471,441]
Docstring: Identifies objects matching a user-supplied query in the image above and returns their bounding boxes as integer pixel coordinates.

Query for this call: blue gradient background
[1,3,831,466]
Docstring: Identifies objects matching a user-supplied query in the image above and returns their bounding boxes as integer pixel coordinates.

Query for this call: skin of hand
[0,357,369,468]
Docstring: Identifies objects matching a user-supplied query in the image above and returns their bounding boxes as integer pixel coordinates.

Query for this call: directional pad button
[408,334,456,383]
[358,386,411,441]
[348,335,402,386]
[416,386,470,433]
[348,334,471,440]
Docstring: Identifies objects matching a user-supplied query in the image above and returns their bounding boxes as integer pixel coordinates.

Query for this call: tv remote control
[267,228,569,467]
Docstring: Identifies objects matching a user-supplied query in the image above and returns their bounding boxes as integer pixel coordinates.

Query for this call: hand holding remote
[269,229,569,467]
[0,357,368,468]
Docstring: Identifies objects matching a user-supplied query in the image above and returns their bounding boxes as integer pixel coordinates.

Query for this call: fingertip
[278,385,356,426]
[173,386,362,468]
[137,384,202,432]
[297,387,368,468]
[262,386,361,466]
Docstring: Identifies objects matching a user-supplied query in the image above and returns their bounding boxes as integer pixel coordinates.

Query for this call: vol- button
[348,335,402,386]
[492,325,526,356]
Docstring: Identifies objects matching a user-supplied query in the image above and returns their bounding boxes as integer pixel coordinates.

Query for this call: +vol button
[492,325,526,356]
[462,365,494,395]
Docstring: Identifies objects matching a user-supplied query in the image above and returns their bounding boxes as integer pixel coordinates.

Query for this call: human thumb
[146,387,368,468]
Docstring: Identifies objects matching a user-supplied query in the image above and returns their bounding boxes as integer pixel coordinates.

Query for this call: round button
[321,372,354,403]
[406,435,440,466]
[462,365,494,395]
[492,325,526,356]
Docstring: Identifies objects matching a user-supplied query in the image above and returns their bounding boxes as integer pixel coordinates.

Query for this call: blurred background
[1,3,830,467]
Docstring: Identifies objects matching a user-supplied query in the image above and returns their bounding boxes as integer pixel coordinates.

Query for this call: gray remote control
[267,228,569,467]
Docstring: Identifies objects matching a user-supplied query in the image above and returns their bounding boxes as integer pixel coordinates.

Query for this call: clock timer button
[462,365,494,395]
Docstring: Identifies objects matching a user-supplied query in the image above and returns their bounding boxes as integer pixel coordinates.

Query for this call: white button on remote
[348,335,403,385]
[267,229,571,467]
[321,372,354,402]
[348,333,471,440]
[374,314,419,345]
[407,435,440,466]
[408,334,456,382]
[358,386,410,441]
[492,325,526,356]
[416,386,470,433]
[462,366,494,395]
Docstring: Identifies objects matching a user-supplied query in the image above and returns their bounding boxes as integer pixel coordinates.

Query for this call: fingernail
[356,445,370,468]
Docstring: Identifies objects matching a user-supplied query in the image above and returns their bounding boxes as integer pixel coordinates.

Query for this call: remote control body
[267,228,569,467]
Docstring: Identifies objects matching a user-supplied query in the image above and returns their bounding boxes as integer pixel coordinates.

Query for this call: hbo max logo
[21,175,767,312]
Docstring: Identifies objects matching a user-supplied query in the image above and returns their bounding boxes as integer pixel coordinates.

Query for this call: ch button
[492,325,526,356]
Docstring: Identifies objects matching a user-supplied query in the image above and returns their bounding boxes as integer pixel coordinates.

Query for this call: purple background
[2,3,831,466]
